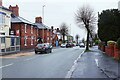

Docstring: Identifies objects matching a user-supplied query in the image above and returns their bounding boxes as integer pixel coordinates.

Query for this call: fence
[0,35,20,55]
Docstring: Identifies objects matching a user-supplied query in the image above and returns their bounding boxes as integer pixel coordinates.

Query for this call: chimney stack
[35,17,42,23]
[9,5,19,16]
[0,0,2,6]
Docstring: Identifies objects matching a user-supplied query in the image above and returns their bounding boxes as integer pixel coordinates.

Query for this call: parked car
[35,43,52,54]
[60,43,67,48]
[66,43,72,48]
[79,43,85,47]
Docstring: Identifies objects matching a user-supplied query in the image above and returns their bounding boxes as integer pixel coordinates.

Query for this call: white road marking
[65,50,85,78]
[95,58,99,67]
[24,56,40,61]
[0,63,13,69]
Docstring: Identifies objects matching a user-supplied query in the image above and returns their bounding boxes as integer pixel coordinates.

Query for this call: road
[1,47,84,78]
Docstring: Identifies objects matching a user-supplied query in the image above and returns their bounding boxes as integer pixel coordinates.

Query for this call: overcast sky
[3,0,119,40]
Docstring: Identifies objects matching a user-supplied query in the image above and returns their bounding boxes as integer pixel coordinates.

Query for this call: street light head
[43,5,45,7]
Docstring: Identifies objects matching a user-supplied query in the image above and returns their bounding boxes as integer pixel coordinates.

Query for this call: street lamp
[42,5,45,23]
[51,26,54,45]
[42,5,45,43]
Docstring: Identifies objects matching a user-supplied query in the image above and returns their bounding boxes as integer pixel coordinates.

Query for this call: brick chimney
[35,17,42,23]
[9,5,19,16]
[0,0,2,6]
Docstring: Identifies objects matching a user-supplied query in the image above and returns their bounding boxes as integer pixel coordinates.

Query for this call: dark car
[66,43,72,48]
[35,43,52,54]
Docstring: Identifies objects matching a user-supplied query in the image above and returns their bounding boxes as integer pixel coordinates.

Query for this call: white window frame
[31,36,34,45]
[31,25,33,34]
[25,24,27,33]
[0,13,5,26]
[24,36,27,46]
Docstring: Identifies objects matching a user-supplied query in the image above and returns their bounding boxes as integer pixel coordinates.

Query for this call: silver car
[35,43,52,54]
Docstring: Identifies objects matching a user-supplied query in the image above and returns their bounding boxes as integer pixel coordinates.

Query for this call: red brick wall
[11,23,38,50]
[9,5,19,16]
[38,29,51,43]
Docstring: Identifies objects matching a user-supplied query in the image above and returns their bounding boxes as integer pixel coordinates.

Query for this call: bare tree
[60,23,69,43]
[75,34,79,45]
[75,5,96,50]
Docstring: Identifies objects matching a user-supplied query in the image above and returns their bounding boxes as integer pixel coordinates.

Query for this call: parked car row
[60,43,75,48]
[34,42,85,54]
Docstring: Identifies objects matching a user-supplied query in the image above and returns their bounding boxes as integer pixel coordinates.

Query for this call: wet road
[1,47,84,78]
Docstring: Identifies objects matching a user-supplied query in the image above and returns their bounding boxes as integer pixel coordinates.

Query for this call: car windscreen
[37,44,44,47]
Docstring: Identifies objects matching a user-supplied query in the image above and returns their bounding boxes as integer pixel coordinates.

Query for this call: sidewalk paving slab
[71,46,120,79]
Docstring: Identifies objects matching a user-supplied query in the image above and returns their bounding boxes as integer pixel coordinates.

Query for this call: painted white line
[0,63,13,69]
[24,56,40,61]
[65,50,85,78]
[95,58,99,67]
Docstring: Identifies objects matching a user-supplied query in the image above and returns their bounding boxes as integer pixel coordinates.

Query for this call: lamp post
[42,5,45,43]
[42,5,45,23]
[51,26,54,45]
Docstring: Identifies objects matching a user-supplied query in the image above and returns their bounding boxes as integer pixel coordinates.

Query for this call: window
[25,24,27,33]
[0,13,2,25]
[0,12,5,26]
[31,25,33,34]
[24,36,27,46]
[11,37,15,46]
[1,37,5,43]
[16,37,20,45]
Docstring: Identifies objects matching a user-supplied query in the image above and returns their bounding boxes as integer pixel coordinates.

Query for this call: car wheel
[50,50,52,53]
[35,51,37,54]
[44,50,48,54]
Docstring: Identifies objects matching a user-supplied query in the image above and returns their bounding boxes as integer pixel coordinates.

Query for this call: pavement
[71,46,120,79]
[0,49,35,58]
[0,47,60,58]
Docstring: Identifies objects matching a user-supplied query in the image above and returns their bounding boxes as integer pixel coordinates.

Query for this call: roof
[0,6,12,12]
[34,23,50,29]
[11,15,33,25]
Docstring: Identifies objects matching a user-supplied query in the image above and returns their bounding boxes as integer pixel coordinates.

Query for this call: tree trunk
[63,35,65,43]
[77,39,78,45]
[86,31,90,51]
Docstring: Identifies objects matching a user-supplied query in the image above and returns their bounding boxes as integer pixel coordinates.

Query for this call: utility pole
[42,5,45,43]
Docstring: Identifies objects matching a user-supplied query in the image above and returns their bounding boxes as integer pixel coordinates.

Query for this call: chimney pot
[9,5,19,16]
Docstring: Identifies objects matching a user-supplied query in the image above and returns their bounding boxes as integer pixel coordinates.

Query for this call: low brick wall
[114,45,120,60]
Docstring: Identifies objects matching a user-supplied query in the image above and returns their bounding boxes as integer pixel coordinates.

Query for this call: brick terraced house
[34,17,52,43]
[9,5,38,50]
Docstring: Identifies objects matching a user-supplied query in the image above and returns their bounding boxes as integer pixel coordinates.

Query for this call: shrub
[107,41,116,45]
[117,38,120,48]
[95,40,99,45]
[98,41,105,47]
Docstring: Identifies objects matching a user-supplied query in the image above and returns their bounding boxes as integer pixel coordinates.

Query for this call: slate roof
[34,23,50,29]
[11,15,33,25]
[0,6,12,12]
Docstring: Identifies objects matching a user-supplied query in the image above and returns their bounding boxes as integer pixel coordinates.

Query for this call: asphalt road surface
[1,47,84,78]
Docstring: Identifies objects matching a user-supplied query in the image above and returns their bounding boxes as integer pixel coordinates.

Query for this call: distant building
[34,17,51,43]
[118,1,120,10]
[9,5,38,50]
